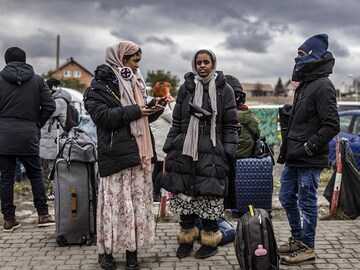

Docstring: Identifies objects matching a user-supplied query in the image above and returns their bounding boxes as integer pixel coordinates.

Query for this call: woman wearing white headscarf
[84,41,162,270]
[162,49,238,259]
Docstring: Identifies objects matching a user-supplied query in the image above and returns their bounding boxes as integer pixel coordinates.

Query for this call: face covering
[294,54,317,71]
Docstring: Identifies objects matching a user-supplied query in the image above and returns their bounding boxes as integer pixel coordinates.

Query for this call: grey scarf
[182,50,218,161]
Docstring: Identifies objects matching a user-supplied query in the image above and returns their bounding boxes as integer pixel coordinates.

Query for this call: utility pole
[56,35,60,71]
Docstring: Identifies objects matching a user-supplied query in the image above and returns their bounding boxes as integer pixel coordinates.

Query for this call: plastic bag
[324,139,360,219]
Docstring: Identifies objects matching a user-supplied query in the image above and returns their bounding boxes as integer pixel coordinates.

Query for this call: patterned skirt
[97,165,155,254]
[170,194,224,220]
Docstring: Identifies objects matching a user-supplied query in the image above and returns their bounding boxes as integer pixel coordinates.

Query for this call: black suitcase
[233,156,273,215]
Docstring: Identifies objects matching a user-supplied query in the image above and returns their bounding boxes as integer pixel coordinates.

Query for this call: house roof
[57,57,93,75]
[241,83,274,92]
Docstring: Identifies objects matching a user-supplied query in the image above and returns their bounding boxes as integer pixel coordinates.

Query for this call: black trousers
[0,155,49,220]
[152,161,163,196]
[180,214,218,232]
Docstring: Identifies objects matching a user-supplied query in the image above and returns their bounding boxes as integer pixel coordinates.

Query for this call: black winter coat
[278,52,340,167]
[0,62,55,155]
[162,71,238,197]
[84,64,161,177]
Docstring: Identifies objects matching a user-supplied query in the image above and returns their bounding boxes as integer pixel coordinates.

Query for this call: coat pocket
[286,138,307,160]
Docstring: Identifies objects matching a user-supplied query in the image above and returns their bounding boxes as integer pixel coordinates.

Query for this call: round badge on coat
[120,67,133,80]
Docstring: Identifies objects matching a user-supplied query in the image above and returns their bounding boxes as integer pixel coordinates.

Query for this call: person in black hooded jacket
[0,47,56,232]
[277,34,340,265]
[83,41,165,270]
[162,49,237,259]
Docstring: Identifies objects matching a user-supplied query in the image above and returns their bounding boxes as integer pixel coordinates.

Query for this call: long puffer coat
[162,71,238,197]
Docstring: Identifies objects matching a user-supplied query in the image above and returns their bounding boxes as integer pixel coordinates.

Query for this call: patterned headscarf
[105,41,153,172]
[182,49,218,161]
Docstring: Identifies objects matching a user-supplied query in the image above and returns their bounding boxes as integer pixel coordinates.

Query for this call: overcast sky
[1,0,359,89]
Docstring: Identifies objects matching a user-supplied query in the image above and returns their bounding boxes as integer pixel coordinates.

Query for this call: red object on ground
[330,135,342,215]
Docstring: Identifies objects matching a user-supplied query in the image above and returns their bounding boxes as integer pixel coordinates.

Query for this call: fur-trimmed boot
[176,227,199,258]
[195,230,222,259]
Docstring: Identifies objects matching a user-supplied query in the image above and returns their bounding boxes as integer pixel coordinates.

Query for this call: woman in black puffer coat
[162,49,237,259]
[84,41,163,270]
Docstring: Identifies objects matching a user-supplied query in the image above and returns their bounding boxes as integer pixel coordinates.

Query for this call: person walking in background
[0,46,56,232]
[84,41,161,270]
[162,49,238,259]
[277,34,340,265]
[39,78,72,200]
[148,81,175,202]
[225,75,260,159]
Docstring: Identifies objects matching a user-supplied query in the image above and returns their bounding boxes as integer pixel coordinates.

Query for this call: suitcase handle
[71,187,77,218]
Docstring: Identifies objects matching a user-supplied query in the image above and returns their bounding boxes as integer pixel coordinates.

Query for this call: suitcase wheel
[82,235,92,246]
[56,235,68,247]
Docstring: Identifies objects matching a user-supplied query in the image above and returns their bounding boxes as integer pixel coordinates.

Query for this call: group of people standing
[0,32,339,270]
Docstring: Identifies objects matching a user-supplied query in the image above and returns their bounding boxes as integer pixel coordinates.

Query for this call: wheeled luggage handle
[71,187,77,218]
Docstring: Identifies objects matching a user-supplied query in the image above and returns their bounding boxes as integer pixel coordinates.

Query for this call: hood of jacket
[183,70,227,94]
[0,62,35,85]
[86,64,118,93]
[236,109,255,125]
[292,51,335,82]
[53,88,72,103]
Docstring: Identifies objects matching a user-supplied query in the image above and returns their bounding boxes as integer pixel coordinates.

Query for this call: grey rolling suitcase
[50,126,98,246]
[54,159,96,246]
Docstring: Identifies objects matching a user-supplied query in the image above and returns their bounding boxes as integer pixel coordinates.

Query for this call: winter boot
[280,243,316,265]
[278,236,304,254]
[98,253,116,270]
[176,227,199,258]
[125,250,139,270]
[194,230,222,259]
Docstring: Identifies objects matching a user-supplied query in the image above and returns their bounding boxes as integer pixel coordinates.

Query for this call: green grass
[320,167,334,187]
[13,181,32,197]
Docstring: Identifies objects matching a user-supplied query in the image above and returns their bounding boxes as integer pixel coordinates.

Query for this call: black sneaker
[47,192,55,201]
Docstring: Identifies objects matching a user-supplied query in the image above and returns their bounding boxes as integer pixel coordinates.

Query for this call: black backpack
[56,97,79,132]
[235,207,280,270]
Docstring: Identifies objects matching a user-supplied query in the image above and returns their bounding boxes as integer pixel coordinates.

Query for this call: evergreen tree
[274,77,284,96]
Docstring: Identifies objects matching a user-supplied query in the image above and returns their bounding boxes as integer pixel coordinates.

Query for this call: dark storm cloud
[1,0,359,87]
[330,41,350,58]
[224,28,273,53]
[1,30,55,58]
[144,36,175,47]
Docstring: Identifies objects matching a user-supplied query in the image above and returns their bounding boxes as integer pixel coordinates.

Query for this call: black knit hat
[4,47,26,64]
[46,78,61,90]
[225,75,243,94]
